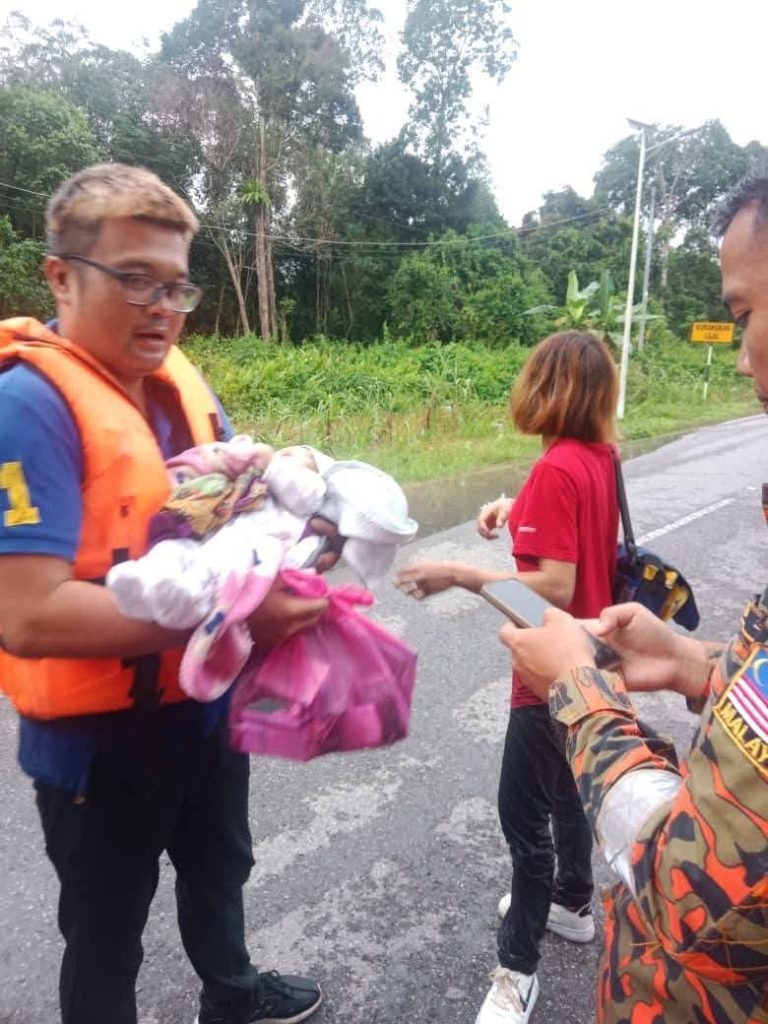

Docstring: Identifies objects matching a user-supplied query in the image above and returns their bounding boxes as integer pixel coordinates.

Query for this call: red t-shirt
[507,438,618,707]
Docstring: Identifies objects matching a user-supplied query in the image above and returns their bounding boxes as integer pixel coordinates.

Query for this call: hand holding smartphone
[481,578,621,671]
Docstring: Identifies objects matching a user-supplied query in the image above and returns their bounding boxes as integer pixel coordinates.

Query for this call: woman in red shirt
[397,331,619,1024]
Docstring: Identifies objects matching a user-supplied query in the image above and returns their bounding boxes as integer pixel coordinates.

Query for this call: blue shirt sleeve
[0,364,83,559]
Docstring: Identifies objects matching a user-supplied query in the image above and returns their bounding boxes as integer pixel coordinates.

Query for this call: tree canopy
[0,5,764,346]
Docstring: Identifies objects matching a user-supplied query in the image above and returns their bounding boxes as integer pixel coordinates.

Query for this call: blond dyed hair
[46,163,199,254]
[510,330,618,443]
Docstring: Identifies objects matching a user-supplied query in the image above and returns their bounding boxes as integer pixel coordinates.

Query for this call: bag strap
[611,449,638,562]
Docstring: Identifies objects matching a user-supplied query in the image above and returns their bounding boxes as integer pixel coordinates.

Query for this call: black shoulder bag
[612,452,700,631]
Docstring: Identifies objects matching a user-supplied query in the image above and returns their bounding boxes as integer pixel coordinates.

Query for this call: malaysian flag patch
[714,646,768,776]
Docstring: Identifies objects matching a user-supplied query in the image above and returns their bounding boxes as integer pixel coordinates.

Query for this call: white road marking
[637,498,736,546]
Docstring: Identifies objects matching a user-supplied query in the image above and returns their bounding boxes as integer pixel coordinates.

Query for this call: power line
[0,182,49,199]
[201,207,611,249]
[0,178,615,256]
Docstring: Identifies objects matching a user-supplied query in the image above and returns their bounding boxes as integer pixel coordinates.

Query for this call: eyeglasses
[59,254,203,313]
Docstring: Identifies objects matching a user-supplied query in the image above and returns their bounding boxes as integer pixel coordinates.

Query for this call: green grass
[182,333,756,483]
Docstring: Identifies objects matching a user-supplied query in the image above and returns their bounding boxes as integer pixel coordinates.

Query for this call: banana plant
[525,270,599,328]
[525,269,661,349]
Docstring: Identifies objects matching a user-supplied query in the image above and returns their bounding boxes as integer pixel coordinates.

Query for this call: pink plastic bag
[228,570,417,761]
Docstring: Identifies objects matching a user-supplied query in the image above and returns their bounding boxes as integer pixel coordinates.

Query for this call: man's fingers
[294,596,329,621]
[247,585,329,647]
[498,620,522,648]
[541,606,570,626]
[283,596,329,636]
[595,602,641,636]
[579,616,601,635]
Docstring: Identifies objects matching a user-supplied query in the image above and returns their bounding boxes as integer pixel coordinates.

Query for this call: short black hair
[712,157,768,238]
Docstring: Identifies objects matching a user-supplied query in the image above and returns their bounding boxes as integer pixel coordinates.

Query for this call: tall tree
[161,0,382,339]
[594,120,765,293]
[0,87,101,238]
[286,145,367,337]
[398,0,516,176]
[286,137,506,341]
[663,230,725,337]
[521,187,596,229]
[0,14,200,199]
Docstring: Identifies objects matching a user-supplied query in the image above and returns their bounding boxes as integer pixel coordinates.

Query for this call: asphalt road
[0,414,766,1024]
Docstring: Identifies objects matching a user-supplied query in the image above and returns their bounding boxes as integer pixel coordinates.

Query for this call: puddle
[403,432,687,538]
[403,460,534,539]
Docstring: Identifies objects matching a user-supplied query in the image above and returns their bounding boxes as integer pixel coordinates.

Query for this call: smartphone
[481,578,553,628]
[481,578,621,671]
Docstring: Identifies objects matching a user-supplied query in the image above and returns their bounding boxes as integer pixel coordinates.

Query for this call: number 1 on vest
[1,461,41,526]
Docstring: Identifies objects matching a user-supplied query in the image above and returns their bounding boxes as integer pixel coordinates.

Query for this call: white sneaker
[475,967,539,1024]
[546,901,595,942]
[497,894,595,943]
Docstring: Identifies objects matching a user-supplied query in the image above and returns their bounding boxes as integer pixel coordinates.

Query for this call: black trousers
[34,724,259,1024]
[497,705,593,975]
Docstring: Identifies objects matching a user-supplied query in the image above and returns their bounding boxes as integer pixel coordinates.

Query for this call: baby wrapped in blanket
[108,436,419,752]
[108,435,418,630]
[107,436,418,704]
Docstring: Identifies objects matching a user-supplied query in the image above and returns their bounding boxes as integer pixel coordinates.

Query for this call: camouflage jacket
[550,595,768,1023]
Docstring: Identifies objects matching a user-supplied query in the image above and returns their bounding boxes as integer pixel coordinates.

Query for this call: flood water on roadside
[403,459,534,539]
[403,433,684,538]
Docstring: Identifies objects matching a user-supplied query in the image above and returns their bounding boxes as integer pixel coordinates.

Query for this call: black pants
[497,705,593,975]
[34,725,259,1024]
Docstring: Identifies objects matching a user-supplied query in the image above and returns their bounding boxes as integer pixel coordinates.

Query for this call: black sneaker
[195,971,323,1024]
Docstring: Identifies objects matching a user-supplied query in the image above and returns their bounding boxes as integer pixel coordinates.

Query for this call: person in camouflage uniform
[503,595,767,1023]
[497,160,768,1024]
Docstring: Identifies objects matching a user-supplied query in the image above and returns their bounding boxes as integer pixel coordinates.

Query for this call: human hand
[498,607,596,700]
[396,559,464,599]
[307,517,346,573]
[246,577,329,651]
[593,602,709,698]
[476,496,514,540]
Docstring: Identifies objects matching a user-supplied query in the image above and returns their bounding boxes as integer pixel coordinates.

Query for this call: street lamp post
[616,122,704,419]
[637,185,656,351]
[617,119,650,420]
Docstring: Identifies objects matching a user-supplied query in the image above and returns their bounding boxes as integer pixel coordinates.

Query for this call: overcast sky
[5,0,767,223]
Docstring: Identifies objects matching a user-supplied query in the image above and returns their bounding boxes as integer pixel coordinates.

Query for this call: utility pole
[637,185,656,351]
[617,122,703,418]
[617,120,649,420]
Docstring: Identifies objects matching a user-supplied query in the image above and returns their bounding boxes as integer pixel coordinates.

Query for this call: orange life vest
[0,318,222,719]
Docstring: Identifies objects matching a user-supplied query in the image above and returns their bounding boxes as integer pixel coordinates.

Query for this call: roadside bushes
[184,332,747,435]
[183,335,531,423]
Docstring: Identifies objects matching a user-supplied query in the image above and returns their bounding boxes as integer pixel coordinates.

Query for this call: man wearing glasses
[0,164,328,1024]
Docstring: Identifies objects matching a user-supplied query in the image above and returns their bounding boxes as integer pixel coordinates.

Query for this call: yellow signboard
[690,321,735,344]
